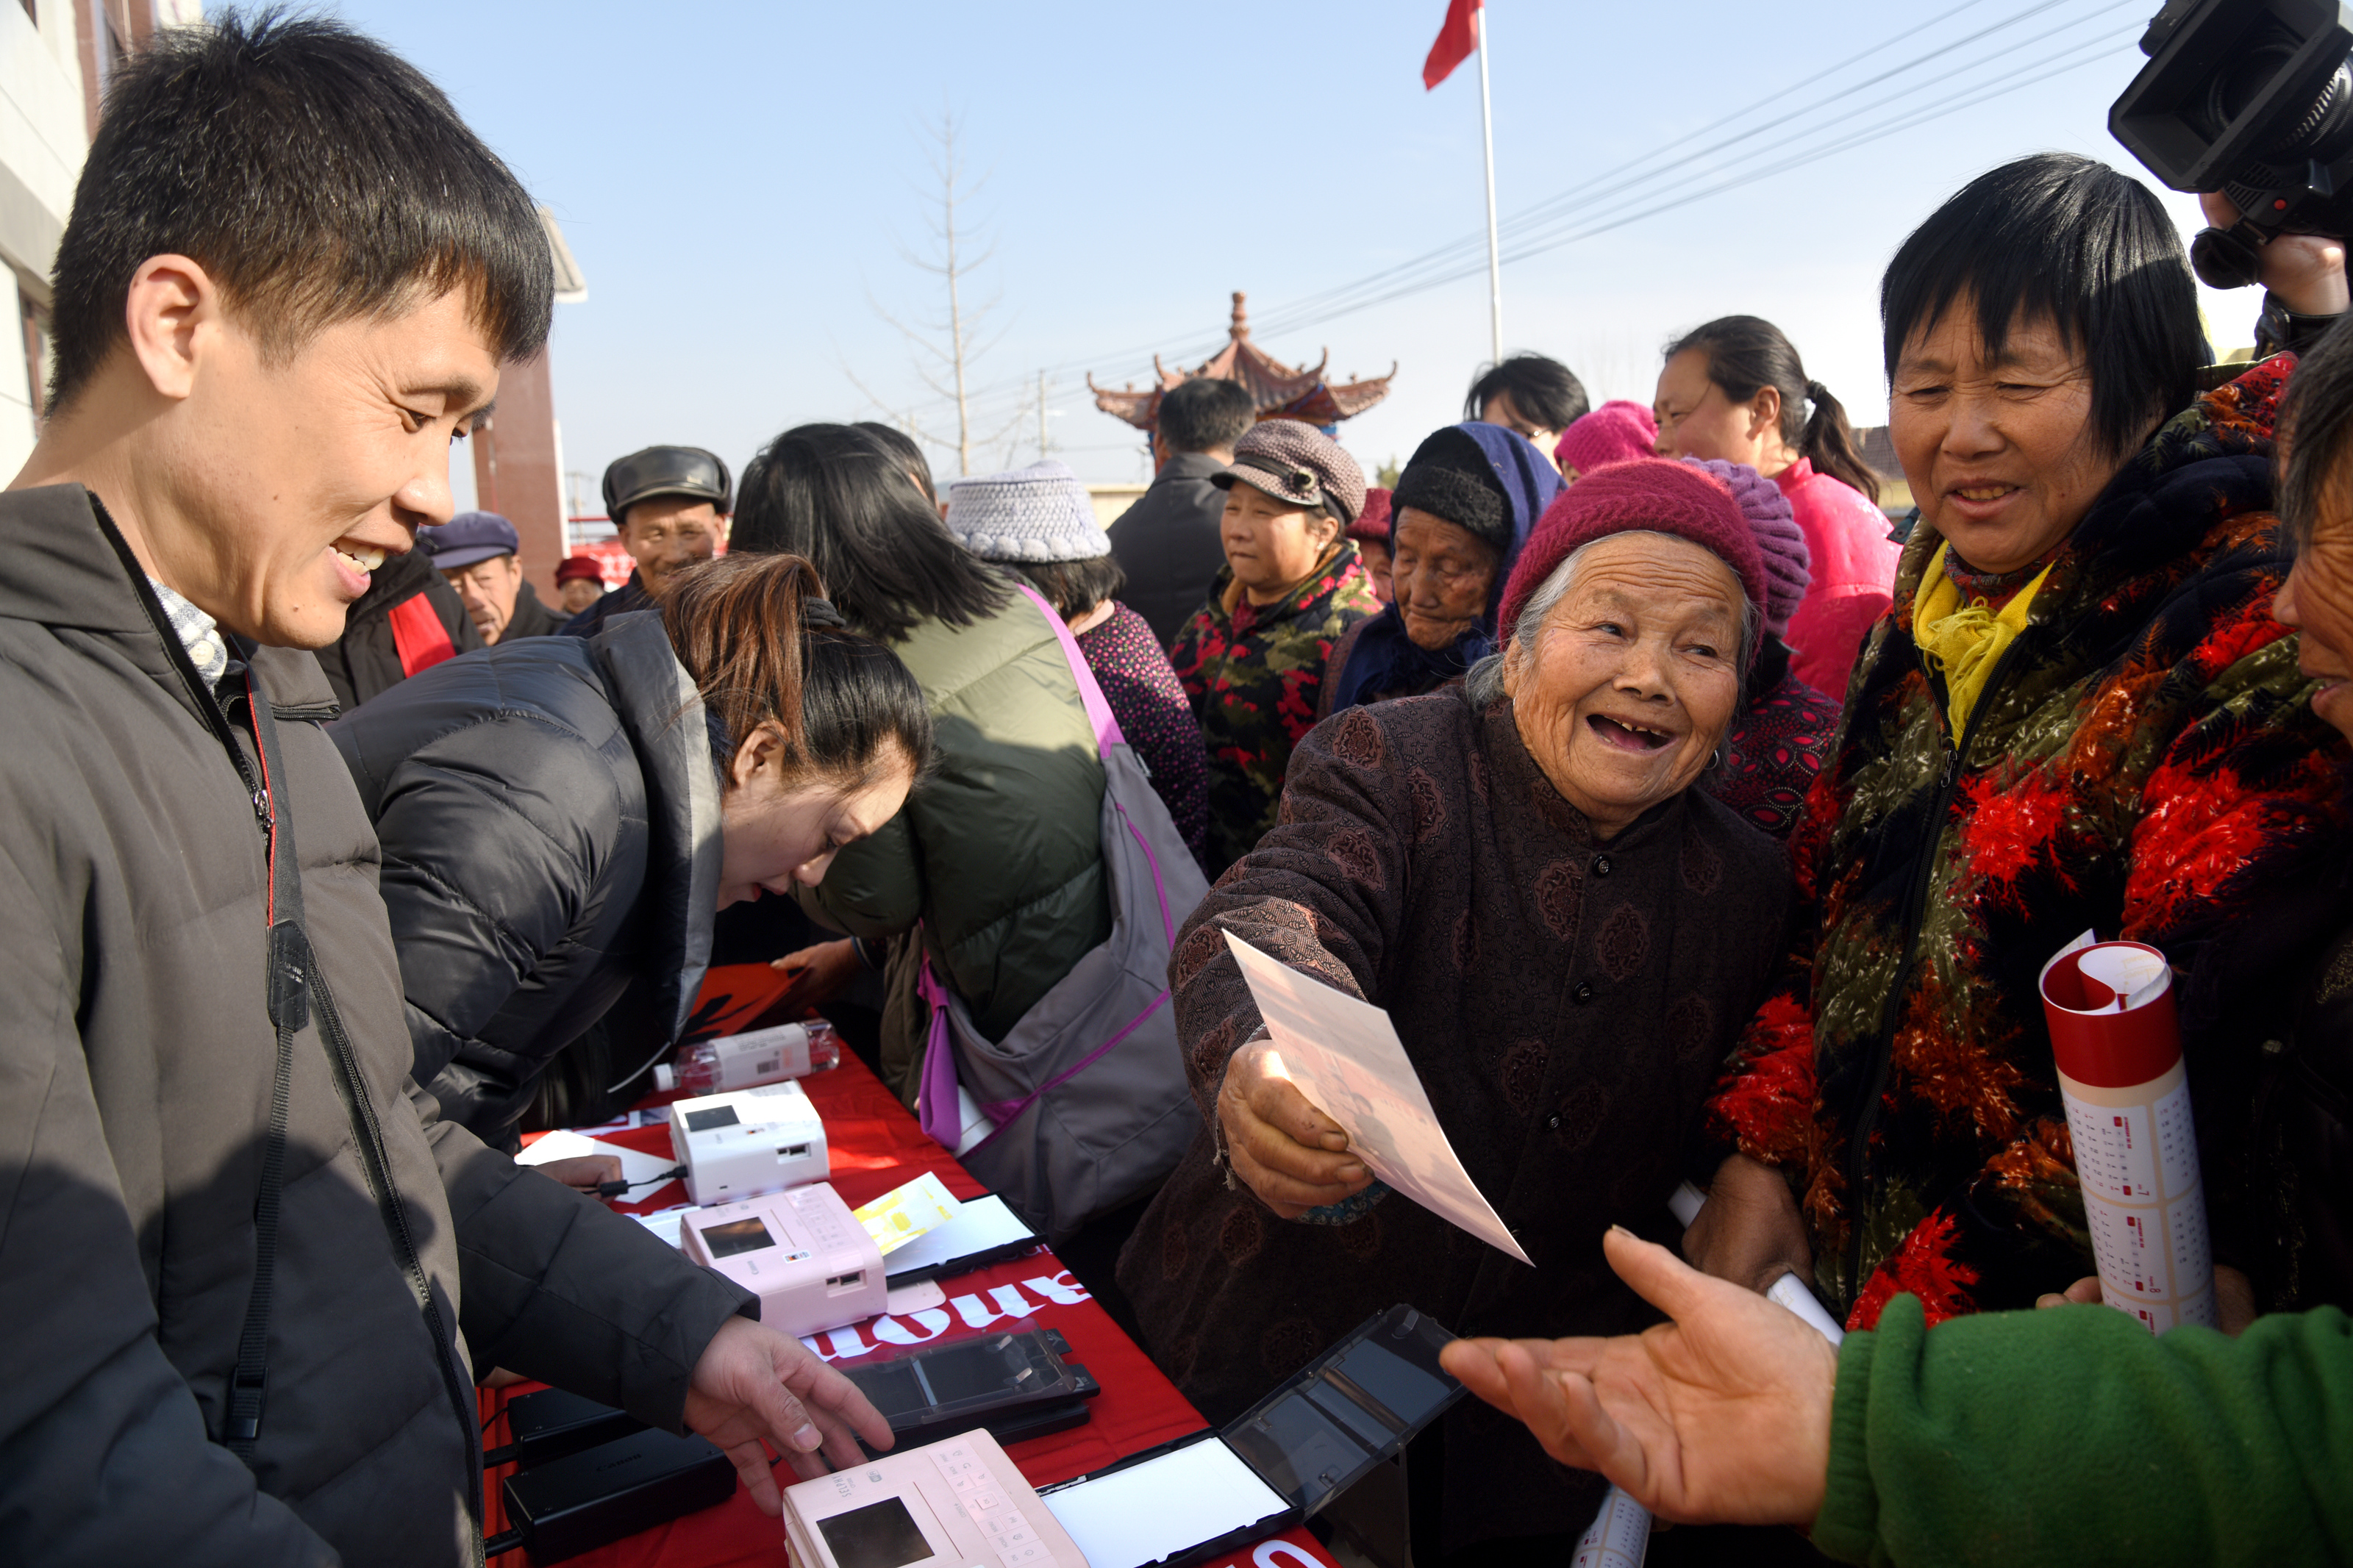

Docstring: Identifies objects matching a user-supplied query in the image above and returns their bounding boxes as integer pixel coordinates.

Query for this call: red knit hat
[1348,487,1393,546]
[1497,458,1766,662]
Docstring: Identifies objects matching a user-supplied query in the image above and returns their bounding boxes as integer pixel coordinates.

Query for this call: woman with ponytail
[1654,315,1902,695]
[329,551,932,1159]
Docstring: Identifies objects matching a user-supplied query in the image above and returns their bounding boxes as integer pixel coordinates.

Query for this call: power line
[882,0,2139,427]
[1240,0,2079,336]
[1240,0,2139,344]
[1267,24,2142,332]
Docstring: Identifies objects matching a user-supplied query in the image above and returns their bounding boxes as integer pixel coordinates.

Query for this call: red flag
[1423,0,1482,90]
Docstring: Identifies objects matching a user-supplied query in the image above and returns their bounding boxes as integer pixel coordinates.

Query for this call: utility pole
[1476,4,1502,363]
[1037,370,1049,459]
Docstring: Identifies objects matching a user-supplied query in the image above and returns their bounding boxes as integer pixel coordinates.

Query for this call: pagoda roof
[1089,291,1395,432]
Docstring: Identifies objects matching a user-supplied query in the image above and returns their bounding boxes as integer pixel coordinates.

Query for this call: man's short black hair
[1463,354,1590,432]
[47,9,552,412]
[1881,153,2206,461]
[1156,378,1254,454]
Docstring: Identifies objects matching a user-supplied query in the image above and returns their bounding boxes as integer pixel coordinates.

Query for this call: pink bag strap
[1012,583,1124,755]
[915,953,965,1150]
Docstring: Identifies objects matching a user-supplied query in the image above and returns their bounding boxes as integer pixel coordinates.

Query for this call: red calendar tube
[2038,938,2216,1334]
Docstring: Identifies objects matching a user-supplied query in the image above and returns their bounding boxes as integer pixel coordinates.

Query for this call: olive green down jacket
[810,595,1112,1102]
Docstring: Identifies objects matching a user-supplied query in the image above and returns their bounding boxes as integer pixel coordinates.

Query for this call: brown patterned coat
[1115,689,1790,1550]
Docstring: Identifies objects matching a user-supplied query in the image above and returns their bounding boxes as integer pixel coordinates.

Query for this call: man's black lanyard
[224,665,307,1464]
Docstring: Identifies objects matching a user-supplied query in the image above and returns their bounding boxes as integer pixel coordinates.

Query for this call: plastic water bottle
[654,1020,841,1095]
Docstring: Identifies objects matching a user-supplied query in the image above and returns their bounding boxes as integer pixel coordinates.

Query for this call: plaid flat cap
[1210,418,1366,526]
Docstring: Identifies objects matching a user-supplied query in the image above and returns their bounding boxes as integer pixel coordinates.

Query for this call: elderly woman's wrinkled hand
[1682,1153,1813,1297]
[1217,1037,1374,1220]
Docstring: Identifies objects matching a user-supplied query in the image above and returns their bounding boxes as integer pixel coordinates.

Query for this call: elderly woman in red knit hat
[1118,457,1794,1558]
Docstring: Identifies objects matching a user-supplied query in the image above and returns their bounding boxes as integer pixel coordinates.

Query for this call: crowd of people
[2,10,2349,1568]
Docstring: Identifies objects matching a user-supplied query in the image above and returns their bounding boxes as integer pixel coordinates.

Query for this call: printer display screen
[817,1497,932,1568]
[701,1217,774,1259]
[684,1105,740,1133]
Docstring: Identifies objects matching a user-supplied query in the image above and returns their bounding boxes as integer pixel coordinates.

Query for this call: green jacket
[1817,1296,2353,1565]
[808,595,1110,1099]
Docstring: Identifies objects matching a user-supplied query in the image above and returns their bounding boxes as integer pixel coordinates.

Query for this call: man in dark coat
[315,538,482,709]
[0,18,885,1565]
[1108,376,1254,643]
[420,509,563,643]
[563,445,730,635]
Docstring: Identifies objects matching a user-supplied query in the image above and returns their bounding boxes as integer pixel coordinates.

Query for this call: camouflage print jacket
[1170,545,1382,876]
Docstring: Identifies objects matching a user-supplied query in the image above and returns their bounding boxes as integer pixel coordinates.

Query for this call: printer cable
[593,1164,686,1200]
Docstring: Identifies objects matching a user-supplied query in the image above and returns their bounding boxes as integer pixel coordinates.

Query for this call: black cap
[602,445,732,528]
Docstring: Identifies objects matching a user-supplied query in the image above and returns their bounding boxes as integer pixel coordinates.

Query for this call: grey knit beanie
[943,459,1111,563]
[1682,457,1810,637]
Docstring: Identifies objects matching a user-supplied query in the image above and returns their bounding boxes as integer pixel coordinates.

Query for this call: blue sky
[311,0,2238,502]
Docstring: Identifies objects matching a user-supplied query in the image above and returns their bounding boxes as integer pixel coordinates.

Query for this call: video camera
[2113,0,2353,288]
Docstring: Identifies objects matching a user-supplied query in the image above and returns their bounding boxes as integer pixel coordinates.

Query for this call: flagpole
[1476,2,1502,363]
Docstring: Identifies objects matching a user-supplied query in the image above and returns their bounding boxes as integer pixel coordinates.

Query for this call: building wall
[0,0,92,479]
[1086,484,1146,531]
[0,1,197,482]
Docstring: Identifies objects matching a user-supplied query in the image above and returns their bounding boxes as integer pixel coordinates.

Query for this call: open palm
[1440,1227,1838,1527]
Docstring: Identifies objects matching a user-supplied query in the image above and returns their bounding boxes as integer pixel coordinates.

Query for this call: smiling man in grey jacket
[0,15,885,1565]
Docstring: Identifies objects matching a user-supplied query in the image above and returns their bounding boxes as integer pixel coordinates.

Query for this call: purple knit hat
[1554,400,1659,478]
[1498,458,1766,665]
[1679,458,1809,637]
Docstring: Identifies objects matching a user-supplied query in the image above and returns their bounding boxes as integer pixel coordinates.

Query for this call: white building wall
[0,0,93,478]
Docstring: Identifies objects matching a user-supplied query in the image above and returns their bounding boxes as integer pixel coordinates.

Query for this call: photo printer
[782,1426,1088,1568]
[679,1182,887,1339]
[668,1078,829,1205]
[1037,1304,1466,1568]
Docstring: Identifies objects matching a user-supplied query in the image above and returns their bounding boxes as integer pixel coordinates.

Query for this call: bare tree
[848,107,1025,478]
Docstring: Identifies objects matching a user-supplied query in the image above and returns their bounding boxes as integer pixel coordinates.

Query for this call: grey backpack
[915,587,1209,1243]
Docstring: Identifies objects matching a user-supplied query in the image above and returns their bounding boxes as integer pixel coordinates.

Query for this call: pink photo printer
[679,1183,887,1340]
[782,1428,1087,1568]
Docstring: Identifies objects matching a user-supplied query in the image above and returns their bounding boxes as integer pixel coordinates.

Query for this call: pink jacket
[1776,457,1902,698]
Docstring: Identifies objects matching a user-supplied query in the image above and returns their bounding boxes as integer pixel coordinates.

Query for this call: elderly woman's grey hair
[1466,534,1756,708]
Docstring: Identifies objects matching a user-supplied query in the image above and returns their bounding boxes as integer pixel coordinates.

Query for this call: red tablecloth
[493,1050,1339,1568]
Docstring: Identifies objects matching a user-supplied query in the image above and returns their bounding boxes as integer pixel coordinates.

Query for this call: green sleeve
[1814,1296,2353,1567]
[799,809,922,939]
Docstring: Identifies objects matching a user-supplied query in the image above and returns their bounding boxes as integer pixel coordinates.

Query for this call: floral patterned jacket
[1170,545,1381,875]
[1704,355,2353,1329]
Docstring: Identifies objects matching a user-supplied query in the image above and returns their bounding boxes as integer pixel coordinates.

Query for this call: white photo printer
[677,1183,888,1339]
[782,1428,1087,1568]
[667,1078,829,1205]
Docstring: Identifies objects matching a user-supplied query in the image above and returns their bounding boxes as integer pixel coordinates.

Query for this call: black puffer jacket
[330,611,720,1144]
[0,485,751,1565]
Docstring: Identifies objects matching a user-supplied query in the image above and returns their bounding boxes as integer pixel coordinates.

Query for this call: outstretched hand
[1439,1226,1838,1528]
[682,1316,893,1513]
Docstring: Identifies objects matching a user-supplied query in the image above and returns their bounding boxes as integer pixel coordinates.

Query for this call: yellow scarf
[1910,540,2054,737]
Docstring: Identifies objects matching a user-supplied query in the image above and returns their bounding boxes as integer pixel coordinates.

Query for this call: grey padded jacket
[0,486,751,1567]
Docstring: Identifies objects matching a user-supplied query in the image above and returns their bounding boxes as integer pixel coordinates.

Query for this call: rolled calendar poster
[2038,937,2216,1333]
